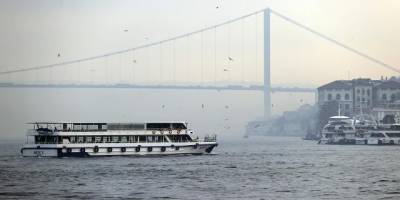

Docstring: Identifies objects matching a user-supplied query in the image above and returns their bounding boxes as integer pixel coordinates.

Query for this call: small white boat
[21,122,218,157]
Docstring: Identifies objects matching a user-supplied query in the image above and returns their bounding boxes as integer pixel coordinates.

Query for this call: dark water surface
[1,137,400,200]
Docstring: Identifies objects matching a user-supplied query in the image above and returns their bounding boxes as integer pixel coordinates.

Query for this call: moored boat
[364,124,400,145]
[318,116,357,145]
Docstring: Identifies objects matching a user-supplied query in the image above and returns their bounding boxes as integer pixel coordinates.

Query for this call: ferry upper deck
[28,122,189,135]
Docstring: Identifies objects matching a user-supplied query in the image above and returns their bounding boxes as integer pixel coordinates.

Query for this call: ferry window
[371,133,384,137]
[112,136,119,143]
[155,136,163,142]
[139,136,146,142]
[390,94,396,102]
[42,136,56,144]
[386,133,400,137]
[78,136,84,143]
[382,94,387,101]
[103,136,111,143]
[172,123,187,129]
[345,93,350,100]
[155,136,165,142]
[70,136,76,143]
[88,125,99,131]
[336,94,341,100]
[326,126,335,131]
[131,124,145,130]
[121,136,128,143]
[128,136,135,143]
[95,136,102,143]
[147,123,170,130]
[108,123,144,130]
[86,136,93,143]
[73,124,82,131]
[147,136,155,143]
[168,135,175,142]
[183,135,192,142]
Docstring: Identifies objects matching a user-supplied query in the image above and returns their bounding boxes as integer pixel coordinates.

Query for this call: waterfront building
[317,78,400,121]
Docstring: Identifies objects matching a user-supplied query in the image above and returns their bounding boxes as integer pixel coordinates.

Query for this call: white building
[317,78,400,119]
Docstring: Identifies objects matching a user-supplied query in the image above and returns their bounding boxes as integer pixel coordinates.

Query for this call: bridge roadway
[0,83,315,93]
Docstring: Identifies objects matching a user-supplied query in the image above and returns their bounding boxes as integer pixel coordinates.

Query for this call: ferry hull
[21,143,217,157]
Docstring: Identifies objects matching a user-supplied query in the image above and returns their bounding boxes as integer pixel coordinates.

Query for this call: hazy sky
[0,0,399,87]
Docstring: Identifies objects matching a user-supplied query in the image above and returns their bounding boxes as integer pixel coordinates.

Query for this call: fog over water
[0,88,314,140]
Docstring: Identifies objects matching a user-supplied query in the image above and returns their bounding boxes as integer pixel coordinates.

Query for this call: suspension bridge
[0,8,398,118]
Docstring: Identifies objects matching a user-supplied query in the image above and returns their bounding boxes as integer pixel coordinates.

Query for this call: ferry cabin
[21,122,217,157]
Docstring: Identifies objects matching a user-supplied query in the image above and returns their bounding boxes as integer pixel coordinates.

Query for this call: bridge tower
[264,8,271,118]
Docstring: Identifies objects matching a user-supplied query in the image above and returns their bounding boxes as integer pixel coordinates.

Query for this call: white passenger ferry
[318,116,358,145]
[21,122,218,157]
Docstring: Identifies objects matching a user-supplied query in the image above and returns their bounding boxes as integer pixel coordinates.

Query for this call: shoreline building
[317,78,400,122]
